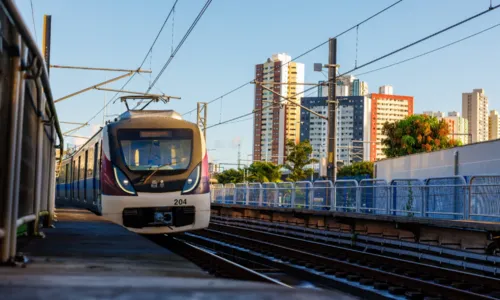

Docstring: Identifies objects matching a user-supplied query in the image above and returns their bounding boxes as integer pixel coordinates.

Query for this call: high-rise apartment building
[422,111,445,118]
[489,110,500,140]
[318,75,368,97]
[370,92,414,161]
[443,112,469,145]
[252,53,305,164]
[300,96,371,164]
[422,111,469,145]
[462,89,488,143]
[378,85,394,95]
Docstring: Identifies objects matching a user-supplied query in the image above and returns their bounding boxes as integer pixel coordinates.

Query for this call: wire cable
[146,0,213,93]
[354,21,500,77]
[139,0,179,70]
[77,0,180,126]
[180,0,404,116]
[205,4,500,131]
[341,3,500,76]
[29,0,38,43]
[206,85,319,130]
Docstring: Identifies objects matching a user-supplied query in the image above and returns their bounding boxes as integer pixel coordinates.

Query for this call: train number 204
[174,199,187,205]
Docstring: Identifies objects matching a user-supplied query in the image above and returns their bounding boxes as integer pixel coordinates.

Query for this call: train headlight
[182,151,210,195]
[113,166,136,195]
[182,164,200,194]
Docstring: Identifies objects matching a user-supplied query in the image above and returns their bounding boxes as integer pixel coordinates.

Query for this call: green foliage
[381,114,461,159]
[284,139,318,182]
[247,161,282,183]
[215,168,244,184]
[214,161,282,184]
[337,161,374,178]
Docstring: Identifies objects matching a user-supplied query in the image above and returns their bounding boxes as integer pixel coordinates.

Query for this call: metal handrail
[1,0,64,151]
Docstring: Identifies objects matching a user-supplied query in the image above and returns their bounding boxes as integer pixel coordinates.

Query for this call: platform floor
[7,208,208,278]
[0,208,355,299]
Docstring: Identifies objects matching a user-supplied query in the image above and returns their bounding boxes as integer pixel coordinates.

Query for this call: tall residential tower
[489,110,500,140]
[252,53,305,164]
[370,88,414,161]
[462,89,488,143]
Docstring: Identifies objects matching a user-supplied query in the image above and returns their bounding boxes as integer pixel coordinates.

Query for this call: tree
[247,161,282,183]
[215,168,243,184]
[284,139,318,182]
[381,114,461,159]
[337,161,374,178]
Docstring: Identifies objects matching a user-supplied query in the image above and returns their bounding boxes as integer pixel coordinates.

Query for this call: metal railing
[1,0,64,263]
[210,175,500,222]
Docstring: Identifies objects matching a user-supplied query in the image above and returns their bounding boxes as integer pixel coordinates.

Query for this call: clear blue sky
[15,0,500,166]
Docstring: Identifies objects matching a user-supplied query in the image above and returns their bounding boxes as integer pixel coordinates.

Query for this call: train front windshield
[117,129,193,172]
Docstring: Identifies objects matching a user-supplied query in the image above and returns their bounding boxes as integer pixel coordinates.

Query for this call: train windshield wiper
[143,163,172,184]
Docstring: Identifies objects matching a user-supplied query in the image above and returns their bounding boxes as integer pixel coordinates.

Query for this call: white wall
[375,139,500,182]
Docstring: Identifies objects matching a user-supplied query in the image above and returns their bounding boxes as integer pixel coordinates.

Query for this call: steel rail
[177,233,389,299]
[203,224,500,299]
[148,235,292,288]
[211,216,500,274]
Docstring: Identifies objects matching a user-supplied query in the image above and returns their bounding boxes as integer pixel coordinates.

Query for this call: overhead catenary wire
[180,0,404,116]
[29,0,38,43]
[206,85,319,130]
[77,0,180,127]
[205,3,500,131]
[354,21,500,77]
[146,0,213,93]
[341,3,500,76]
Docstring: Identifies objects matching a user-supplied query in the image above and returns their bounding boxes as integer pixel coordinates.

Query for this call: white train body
[56,110,211,234]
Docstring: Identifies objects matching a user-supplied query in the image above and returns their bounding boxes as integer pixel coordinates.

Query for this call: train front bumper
[101,191,211,234]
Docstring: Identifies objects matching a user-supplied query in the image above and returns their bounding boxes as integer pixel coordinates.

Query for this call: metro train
[55,110,211,234]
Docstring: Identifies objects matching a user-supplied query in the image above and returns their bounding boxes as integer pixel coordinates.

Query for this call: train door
[71,159,76,202]
[82,150,88,204]
[75,157,80,202]
[65,163,69,200]
[95,142,102,213]
[93,142,99,207]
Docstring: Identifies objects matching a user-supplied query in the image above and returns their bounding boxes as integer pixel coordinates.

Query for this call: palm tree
[284,139,318,182]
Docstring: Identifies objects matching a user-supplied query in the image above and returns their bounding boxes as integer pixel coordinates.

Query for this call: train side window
[60,163,66,184]
[95,142,100,180]
[80,153,86,182]
[87,147,94,178]
[74,160,78,183]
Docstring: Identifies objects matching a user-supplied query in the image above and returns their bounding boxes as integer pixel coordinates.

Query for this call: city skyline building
[378,85,394,95]
[318,75,368,97]
[489,110,500,140]
[370,92,414,161]
[252,53,305,165]
[462,88,488,143]
[422,111,446,118]
[443,112,469,145]
[300,96,371,164]
[421,111,469,145]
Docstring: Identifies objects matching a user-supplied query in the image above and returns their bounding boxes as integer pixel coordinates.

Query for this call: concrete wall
[375,139,500,182]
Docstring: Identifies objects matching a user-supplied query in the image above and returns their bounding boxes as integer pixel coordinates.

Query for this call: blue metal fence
[210,175,500,221]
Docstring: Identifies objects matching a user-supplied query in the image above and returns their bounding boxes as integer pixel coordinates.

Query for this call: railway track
[211,215,500,276]
[171,219,500,299]
[147,234,292,288]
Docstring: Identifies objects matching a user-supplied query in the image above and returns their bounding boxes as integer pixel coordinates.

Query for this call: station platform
[11,208,208,278]
[0,208,342,299]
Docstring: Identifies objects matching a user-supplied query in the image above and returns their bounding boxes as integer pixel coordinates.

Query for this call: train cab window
[117,129,193,172]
